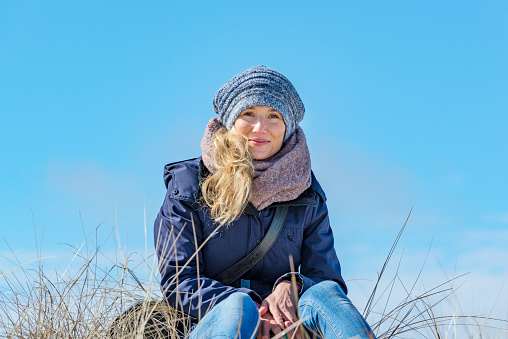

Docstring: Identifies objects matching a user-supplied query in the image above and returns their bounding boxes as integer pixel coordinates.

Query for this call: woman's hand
[257,311,286,339]
[258,281,301,339]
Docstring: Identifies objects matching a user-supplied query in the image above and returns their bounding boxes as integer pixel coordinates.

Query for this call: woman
[154,66,376,339]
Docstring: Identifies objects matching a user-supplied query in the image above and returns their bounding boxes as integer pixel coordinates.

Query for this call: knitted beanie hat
[213,65,305,141]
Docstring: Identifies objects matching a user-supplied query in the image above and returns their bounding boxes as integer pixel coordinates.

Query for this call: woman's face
[233,106,286,160]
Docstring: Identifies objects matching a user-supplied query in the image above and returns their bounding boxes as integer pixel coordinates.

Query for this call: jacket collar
[197,159,323,212]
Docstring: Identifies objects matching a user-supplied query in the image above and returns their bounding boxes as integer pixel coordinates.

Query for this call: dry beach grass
[1,211,507,338]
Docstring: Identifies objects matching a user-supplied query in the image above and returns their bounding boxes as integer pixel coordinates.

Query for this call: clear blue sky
[1,1,507,324]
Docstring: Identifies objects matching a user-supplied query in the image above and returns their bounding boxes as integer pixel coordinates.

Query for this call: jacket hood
[163,157,202,203]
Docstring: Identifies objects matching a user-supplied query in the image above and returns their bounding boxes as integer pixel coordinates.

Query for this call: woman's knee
[299,280,346,305]
[215,293,259,332]
[192,293,259,339]
[219,292,259,315]
[298,281,376,338]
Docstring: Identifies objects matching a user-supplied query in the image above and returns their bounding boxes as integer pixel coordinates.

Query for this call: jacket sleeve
[154,191,262,320]
[300,195,347,294]
[274,195,348,295]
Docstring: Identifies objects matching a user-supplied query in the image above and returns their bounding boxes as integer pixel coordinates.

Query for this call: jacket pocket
[286,233,301,252]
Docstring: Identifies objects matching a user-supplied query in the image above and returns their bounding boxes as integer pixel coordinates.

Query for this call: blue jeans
[188,281,376,339]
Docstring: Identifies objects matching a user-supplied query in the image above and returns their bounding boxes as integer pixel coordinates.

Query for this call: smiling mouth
[249,139,269,146]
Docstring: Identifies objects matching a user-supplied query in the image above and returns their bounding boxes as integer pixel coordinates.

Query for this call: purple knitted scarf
[200,118,311,210]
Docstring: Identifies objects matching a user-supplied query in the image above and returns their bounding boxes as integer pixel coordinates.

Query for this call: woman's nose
[252,119,266,133]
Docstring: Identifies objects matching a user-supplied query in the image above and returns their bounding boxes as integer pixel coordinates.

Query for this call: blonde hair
[200,127,254,226]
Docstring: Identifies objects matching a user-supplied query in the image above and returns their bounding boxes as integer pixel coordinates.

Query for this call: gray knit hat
[213,65,305,141]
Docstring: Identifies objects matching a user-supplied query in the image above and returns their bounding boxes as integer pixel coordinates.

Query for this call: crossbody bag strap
[215,205,289,286]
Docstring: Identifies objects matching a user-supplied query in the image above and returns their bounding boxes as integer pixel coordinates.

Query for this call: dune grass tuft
[1,211,507,338]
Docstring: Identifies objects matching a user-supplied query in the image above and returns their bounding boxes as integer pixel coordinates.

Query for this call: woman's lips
[249,138,269,146]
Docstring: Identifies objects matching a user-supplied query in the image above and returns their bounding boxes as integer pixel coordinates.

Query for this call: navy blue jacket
[154,157,346,321]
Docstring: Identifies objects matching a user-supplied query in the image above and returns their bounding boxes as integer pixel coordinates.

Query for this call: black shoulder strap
[215,205,289,286]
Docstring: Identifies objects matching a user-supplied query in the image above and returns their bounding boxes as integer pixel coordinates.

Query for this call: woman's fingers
[258,317,269,339]
[262,320,271,339]
[267,303,298,332]
[269,307,300,339]
[270,324,282,337]
[269,304,286,328]
[258,300,269,316]
[259,282,303,338]
[263,299,286,328]
[259,311,302,339]
[279,302,298,323]
[258,313,282,339]
[269,281,299,323]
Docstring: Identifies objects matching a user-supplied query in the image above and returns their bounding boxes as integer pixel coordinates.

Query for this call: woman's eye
[243,111,254,117]
[269,114,280,119]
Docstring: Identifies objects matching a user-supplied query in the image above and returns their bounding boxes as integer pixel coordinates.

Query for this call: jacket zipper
[247,215,252,256]
[287,233,301,252]
[210,230,224,239]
